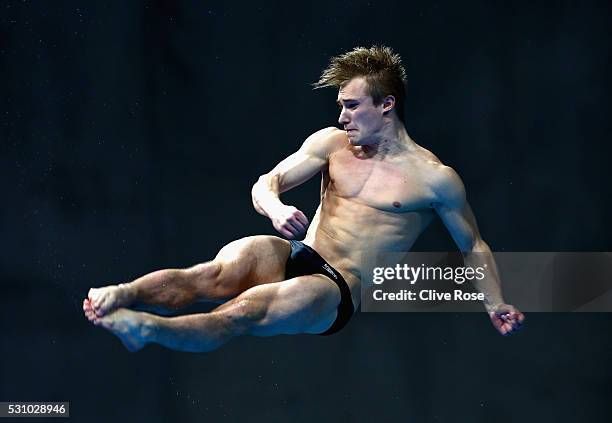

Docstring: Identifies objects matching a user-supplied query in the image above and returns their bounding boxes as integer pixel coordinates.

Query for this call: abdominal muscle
[303,192,435,300]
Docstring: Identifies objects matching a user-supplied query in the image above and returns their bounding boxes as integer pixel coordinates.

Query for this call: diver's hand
[489,304,525,336]
[270,205,309,239]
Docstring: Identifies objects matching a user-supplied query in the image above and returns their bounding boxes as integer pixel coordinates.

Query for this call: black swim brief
[285,240,354,336]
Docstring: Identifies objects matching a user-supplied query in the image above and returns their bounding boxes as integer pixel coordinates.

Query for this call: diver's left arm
[431,166,524,336]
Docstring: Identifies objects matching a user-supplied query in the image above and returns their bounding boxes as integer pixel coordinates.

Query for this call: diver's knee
[188,261,240,299]
[221,297,268,334]
[188,261,223,281]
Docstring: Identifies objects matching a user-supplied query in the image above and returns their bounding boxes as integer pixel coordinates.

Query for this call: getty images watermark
[360,252,612,312]
[371,263,487,302]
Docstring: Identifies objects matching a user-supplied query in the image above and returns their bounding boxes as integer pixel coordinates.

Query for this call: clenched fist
[270,205,310,239]
[489,304,525,336]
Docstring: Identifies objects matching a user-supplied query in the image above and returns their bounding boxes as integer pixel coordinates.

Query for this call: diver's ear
[382,95,396,115]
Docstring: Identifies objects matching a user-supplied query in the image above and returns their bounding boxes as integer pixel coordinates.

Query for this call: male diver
[83,46,524,352]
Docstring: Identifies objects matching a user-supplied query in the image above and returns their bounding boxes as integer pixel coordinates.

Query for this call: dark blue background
[2,1,611,421]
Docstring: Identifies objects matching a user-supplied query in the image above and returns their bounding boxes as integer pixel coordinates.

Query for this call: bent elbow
[252,175,264,193]
[457,234,489,255]
[252,174,270,194]
[466,238,490,254]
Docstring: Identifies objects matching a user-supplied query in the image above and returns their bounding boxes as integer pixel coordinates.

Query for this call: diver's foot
[87,283,135,317]
[90,307,153,352]
[83,298,97,322]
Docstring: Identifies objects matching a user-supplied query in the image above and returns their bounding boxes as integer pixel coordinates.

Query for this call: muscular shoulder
[300,127,346,159]
[413,143,443,165]
[428,163,466,208]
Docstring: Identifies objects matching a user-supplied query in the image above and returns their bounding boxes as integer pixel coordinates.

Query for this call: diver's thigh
[214,235,291,288]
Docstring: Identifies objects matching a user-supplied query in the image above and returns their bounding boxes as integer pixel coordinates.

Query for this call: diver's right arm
[252,127,343,239]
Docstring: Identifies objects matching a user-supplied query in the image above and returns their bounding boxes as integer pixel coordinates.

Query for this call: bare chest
[327,151,435,212]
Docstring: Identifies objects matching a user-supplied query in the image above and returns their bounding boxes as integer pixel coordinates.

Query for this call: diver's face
[337,77,385,146]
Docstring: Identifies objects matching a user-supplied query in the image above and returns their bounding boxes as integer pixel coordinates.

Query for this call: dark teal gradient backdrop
[1,1,611,421]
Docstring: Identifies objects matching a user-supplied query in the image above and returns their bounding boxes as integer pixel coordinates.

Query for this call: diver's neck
[362,120,415,158]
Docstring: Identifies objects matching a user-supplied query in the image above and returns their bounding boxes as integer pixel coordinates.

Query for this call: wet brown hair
[313,46,407,123]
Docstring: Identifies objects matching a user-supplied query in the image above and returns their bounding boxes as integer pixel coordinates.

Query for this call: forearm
[251,174,286,217]
[463,239,505,312]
